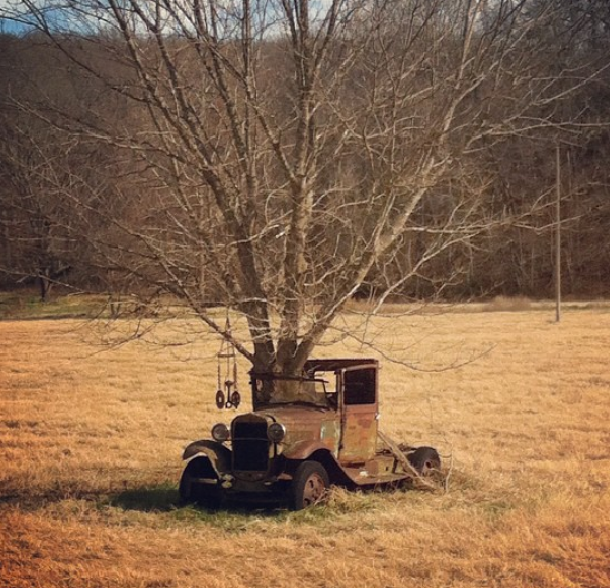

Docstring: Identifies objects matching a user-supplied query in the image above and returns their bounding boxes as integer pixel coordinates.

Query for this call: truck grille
[232,419,269,472]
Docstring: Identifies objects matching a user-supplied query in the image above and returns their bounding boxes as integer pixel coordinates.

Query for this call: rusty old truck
[179,359,441,510]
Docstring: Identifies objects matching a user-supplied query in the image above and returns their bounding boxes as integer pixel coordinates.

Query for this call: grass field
[1,306,610,588]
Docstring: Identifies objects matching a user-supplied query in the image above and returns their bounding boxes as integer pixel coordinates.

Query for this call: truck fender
[182,439,232,475]
[284,444,351,486]
[283,440,331,461]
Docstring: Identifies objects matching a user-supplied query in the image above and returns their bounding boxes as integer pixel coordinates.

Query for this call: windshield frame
[250,372,334,410]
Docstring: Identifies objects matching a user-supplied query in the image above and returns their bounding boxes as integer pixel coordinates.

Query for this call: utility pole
[555,143,561,323]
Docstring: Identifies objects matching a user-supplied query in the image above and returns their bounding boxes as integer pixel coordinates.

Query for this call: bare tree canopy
[1,0,609,375]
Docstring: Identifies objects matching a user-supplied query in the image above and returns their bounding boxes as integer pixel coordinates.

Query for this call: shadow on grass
[110,484,181,512]
[108,484,310,532]
[109,483,287,516]
[109,487,382,533]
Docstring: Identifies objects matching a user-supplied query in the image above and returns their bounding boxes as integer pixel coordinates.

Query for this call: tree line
[0,0,609,373]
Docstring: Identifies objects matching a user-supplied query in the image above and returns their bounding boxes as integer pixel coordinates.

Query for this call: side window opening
[344,368,376,405]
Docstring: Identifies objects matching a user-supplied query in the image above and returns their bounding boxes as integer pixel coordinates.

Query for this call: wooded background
[0,1,609,372]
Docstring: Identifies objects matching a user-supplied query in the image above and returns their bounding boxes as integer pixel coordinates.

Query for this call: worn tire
[179,458,223,509]
[290,461,329,510]
[407,446,441,476]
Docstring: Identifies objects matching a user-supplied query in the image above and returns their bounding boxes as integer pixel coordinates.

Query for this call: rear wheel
[290,461,329,510]
[407,446,441,476]
[179,458,223,509]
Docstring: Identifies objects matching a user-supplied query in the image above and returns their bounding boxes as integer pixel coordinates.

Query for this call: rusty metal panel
[260,405,340,457]
[338,403,378,463]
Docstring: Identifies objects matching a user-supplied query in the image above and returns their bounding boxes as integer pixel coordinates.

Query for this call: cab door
[338,367,378,464]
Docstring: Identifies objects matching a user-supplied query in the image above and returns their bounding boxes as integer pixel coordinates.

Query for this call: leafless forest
[1,0,609,374]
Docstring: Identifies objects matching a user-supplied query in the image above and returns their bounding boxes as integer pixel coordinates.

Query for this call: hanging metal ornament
[230,389,241,409]
[215,313,240,409]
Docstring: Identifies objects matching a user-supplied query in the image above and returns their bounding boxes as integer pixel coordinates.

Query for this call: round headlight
[267,422,286,443]
[211,423,230,442]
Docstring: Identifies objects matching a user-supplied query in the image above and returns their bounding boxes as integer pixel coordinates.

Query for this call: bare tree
[2,0,608,377]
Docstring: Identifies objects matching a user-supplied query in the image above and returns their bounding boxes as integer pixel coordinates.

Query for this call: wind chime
[215,313,241,409]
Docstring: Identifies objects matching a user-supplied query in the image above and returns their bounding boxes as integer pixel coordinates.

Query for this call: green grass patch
[107,483,376,532]
[0,290,108,320]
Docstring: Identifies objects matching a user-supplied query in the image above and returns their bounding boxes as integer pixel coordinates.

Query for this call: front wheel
[290,461,329,510]
[179,457,223,509]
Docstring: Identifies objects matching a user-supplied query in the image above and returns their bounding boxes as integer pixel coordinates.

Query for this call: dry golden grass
[1,308,610,588]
